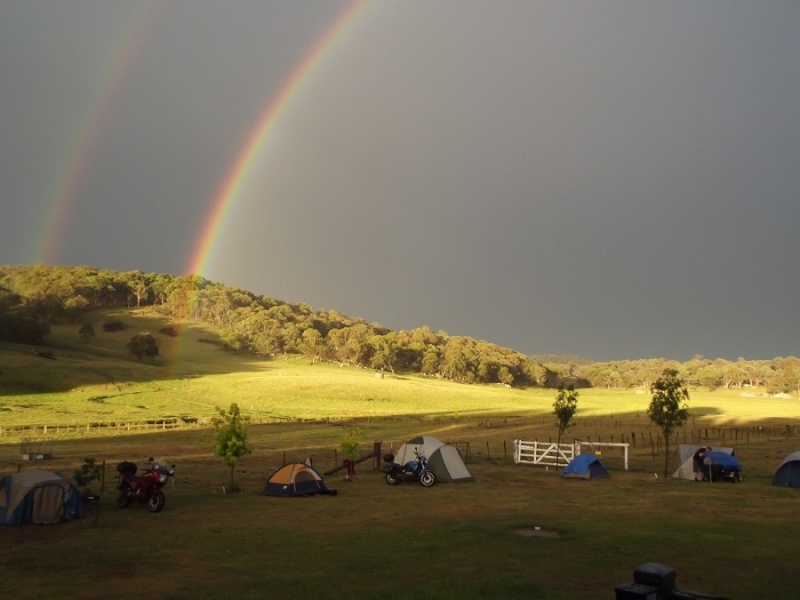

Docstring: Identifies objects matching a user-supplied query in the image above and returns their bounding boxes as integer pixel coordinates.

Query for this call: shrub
[102,319,126,332]
[0,313,49,344]
[127,332,159,361]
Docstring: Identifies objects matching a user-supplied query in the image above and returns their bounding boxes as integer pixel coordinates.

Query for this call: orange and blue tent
[262,463,336,497]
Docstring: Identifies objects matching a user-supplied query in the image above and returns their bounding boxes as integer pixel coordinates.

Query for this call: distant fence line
[574,425,798,449]
[0,415,417,439]
[0,420,201,438]
[0,416,309,439]
[0,417,796,447]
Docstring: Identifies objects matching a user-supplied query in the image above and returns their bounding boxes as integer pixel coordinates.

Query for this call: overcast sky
[2,1,799,362]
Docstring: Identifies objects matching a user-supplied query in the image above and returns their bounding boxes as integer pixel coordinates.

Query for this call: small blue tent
[560,454,610,479]
[772,451,800,488]
[0,470,84,525]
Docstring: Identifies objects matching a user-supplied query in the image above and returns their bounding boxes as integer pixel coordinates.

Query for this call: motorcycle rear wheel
[116,490,132,508]
[148,491,166,513]
[420,471,435,487]
[385,472,401,485]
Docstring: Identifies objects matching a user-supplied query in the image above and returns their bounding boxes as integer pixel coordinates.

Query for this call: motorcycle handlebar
[146,458,176,475]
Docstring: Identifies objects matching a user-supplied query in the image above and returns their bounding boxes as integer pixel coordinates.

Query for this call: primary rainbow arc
[187,0,370,280]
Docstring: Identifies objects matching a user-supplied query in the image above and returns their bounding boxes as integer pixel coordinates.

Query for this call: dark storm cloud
[2,1,799,361]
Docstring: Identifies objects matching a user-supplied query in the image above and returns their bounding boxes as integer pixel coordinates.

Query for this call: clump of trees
[1,264,798,394]
[572,355,800,394]
[0,264,553,387]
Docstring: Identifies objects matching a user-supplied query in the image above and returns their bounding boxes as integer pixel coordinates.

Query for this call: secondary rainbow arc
[37,3,161,265]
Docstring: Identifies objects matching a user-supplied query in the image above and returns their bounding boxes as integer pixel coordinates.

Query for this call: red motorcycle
[116,458,175,513]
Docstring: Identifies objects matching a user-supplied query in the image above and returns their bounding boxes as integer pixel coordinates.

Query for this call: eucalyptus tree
[420,347,441,376]
[300,327,325,364]
[367,332,398,373]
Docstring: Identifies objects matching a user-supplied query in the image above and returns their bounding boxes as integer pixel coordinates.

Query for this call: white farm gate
[513,439,576,468]
[576,441,629,471]
[514,439,630,471]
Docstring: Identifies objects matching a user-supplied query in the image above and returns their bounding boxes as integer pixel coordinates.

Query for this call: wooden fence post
[373,441,381,470]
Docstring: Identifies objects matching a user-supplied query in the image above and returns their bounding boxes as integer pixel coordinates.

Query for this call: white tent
[392,436,473,483]
[671,444,734,480]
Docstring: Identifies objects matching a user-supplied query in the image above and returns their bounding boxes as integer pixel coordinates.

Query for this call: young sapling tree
[648,368,690,477]
[213,403,252,491]
[553,385,579,465]
[73,457,103,498]
[340,427,361,480]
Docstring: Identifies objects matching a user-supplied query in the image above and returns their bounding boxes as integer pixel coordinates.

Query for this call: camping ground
[2,413,800,599]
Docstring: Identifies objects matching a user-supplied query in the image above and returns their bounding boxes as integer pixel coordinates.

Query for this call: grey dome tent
[0,470,84,525]
[772,451,800,488]
[392,436,473,483]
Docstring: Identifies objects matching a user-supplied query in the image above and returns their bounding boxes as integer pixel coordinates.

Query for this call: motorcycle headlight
[159,473,168,483]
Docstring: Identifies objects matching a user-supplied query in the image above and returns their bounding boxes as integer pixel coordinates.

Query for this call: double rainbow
[37,1,370,277]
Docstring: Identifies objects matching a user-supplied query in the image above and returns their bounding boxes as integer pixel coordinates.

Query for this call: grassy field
[1,309,800,599]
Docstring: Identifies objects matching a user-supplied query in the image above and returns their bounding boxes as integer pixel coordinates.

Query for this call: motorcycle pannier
[117,461,137,476]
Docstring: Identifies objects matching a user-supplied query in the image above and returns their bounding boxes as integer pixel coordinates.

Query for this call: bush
[73,457,103,496]
[79,322,96,342]
[0,313,50,344]
[127,332,159,361]
[103,319,126,332]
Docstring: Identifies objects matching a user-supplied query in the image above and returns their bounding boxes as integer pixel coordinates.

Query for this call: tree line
[0,264,550,387]
[1,264,797,394]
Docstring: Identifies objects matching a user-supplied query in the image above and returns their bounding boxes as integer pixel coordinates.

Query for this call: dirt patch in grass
[516,526,561,537]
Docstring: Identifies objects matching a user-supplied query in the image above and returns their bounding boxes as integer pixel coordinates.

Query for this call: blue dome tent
[560,453,609,479]
[772,451,800,488]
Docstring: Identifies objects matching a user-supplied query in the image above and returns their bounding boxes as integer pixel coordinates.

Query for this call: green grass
[2,426,800,599]
[3,308,800,434]
[2,308,800,599]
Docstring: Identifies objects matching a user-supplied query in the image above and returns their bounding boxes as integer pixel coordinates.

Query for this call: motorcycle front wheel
[385,471,401,485]
[116,490,132,508]
[147,491,166,513]
[420,471,435,487]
